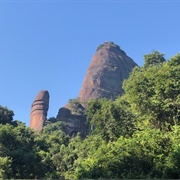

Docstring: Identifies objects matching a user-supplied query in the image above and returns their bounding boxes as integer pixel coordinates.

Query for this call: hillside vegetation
[0,51,180,179]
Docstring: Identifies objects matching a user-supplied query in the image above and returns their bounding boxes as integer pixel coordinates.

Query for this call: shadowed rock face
[56,101,87,137]
[30,90,49,131]
[79,42,137,103]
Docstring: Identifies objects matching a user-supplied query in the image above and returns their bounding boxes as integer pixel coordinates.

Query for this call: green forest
[0,51,180,179]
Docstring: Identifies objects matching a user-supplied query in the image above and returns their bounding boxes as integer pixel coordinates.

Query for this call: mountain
[56,42,137,136]
[30,42,137,134]
[79,42,137,103]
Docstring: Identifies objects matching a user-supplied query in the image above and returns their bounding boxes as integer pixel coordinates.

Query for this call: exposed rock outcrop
[56,42,137,137]
[30,90,49,131]
[79,42,137,103]
[56,99,87,137]
[30,42,137,135]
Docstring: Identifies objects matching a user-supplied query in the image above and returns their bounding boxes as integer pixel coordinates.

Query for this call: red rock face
[79,42,137,103]
[30,90,49,131]
[56,42,137,137]
[57,102,87,137]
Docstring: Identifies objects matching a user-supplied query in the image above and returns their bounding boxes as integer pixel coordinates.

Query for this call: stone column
[30,90,49,131]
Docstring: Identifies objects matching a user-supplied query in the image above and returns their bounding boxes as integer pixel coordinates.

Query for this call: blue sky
[0,0,179,126]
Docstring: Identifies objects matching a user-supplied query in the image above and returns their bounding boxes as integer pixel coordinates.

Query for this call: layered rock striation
[30,90,49,131]
[79,42,137,103]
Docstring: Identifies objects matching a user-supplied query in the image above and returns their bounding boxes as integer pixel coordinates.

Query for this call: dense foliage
[0,51,179,179]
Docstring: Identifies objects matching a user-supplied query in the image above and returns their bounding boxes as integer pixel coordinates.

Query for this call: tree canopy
[0,51,179,179]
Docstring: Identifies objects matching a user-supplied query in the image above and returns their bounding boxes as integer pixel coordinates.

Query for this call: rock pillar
[30,90,49,131]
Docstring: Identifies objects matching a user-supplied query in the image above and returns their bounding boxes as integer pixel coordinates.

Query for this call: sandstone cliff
[30,90,49,131]
[79,42,137,103]
[56,42,137,136]
[30,42,137,134]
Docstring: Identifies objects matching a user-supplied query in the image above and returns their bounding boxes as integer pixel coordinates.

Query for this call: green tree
[163,125,180,178]
[74,128,171,179]
[0,123,51,179]
[52,133,82,179]
[0,157,12,179]
[123,53,180,130]
[0,106,14,125]
[86,97,135,141]
[144,50,166,67]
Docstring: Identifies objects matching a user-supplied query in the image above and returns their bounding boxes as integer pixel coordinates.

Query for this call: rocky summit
[79,42,137,103]
[56,42,137,136]
[30,90,49,131]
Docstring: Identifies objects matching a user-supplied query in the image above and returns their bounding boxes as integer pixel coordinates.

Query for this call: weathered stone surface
[79,42,137,103]
[57,42,137,137]
[30,90,49,131]
[56,100,87,137]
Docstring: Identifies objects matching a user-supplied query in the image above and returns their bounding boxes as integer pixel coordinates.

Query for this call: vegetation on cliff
[0,51,179,179]
[96,41,121,51]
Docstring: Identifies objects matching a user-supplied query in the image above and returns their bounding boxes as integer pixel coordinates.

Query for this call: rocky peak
[30,42,137,136]
[56,42,137,137]
[79,41,137,103]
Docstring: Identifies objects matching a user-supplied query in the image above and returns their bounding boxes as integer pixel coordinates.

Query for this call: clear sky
[0,0,179,126]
